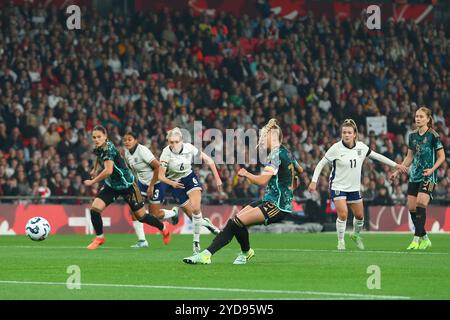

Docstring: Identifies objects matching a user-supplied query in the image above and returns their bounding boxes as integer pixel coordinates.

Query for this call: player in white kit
[156,127,223,254]
[308,119,407,250]
[123,132,178,248]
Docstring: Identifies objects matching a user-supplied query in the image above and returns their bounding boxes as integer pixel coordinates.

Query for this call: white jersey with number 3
[160,143,200,180]
[325,141,371,192]
[124,144,157,185]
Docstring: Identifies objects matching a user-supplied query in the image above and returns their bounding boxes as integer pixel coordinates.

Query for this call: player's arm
[147,159,160,196]
[158,163,185,189]
[292,159,304,176]
[85,160,113,186]
[308,157,330,192]
[390,149,413,181]
[238,167,274,186]
[400,149,414,167]
[200,151,223,191]
[367,150,408,172]
[90,158,99,178]
[424,148,445,177]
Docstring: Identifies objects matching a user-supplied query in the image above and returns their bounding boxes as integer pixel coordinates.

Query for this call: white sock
[336,218,347,241]
[421,234,429,241]
[203,250,211,256]
[353,217,364,234]
[192,213,202,242]
[133,220,146,241]
[413,236,420,242]
[162,209,176,219]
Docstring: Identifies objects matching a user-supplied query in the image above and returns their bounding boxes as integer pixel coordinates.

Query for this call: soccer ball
[25,217,51,241]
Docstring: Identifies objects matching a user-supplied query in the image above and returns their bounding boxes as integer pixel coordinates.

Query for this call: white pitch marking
[0,280,410,300]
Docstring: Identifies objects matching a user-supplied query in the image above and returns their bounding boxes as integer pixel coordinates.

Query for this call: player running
[123,132,177,248]
[308,119,407,250]
[183,119,302,265]
[390,107,445,250]
[155,127,222,254]
[83,125,170,250]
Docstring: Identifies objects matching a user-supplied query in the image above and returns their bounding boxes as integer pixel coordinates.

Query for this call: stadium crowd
[0,3,449,214]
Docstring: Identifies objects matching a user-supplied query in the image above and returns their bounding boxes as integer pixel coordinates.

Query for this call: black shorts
[97,183,145,212]
[407,181,435,197]
[249,200,287,225]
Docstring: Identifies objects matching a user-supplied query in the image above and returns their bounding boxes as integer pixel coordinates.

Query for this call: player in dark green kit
[391,107,445,250]
[183,119,302,264]
[84,125,170,250]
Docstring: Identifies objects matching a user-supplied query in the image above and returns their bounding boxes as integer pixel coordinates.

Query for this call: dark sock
[90,209,103,236]
[416,206,427,237]
[410,211,418,236]
[233,217,250,252]
[138,214,164,231]
[207,219,237,255]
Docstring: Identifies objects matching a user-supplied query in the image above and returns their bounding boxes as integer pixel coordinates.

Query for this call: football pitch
[0,233,449,300]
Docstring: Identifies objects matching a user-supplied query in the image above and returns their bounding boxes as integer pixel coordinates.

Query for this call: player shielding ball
[390,107,445,250]
[123,132,178,248]
[183,119,302,265]
[308,119,407,250]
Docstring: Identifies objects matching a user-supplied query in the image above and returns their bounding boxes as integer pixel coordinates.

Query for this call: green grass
[0,233,449,300]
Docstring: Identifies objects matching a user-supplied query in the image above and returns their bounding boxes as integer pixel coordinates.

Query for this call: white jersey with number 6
[160,143,200,180]
[124,144,157,185]
[325,141,371,192]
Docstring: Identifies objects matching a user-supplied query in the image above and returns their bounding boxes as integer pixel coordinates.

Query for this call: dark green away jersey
[408,128,443,184]
[93,140,134,190]
[262,145,294,213]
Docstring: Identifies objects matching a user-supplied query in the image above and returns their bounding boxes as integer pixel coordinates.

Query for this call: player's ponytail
[342,119,358,142]
[257,118,283,148]
[417,106,433,128]
[265,118,283,143]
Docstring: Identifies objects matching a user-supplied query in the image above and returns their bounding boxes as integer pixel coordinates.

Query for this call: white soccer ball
[25,217,51,241]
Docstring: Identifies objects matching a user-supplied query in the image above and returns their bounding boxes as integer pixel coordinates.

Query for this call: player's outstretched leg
[202,217,221,235]
[183,218,238,264]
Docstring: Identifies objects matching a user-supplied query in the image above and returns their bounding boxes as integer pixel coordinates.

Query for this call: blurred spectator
[374,186,394,205]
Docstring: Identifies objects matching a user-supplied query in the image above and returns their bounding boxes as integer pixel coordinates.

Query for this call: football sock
[336,218,346,241]
[162,209,176,219]
[409,210,418,236]
[232,217,250,252]
[138,213,164,231]
[353,217,364,235]
[207,219,237,255]
[192,213,202,243]
[416,206,427,237]
[132,220,146,241]
[90,209,103,236]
